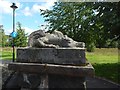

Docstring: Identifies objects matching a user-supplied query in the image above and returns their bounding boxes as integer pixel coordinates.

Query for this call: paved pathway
[0,60,12,65]
[0,60,120,89]
[86,77,120,89]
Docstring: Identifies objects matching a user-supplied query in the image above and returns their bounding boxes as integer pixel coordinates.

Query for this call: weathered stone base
[5,62,94,89]
[17,47,86,65]
[49,74,86,89]
[5,47,94,89]
[5,73,86,89]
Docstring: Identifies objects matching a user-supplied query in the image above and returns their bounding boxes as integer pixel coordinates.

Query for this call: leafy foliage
[40,2,120,51]
[0,25,8,47]
[9,22,28,47]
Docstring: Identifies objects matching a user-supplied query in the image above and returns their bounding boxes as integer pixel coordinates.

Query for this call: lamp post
[10,3,18,62]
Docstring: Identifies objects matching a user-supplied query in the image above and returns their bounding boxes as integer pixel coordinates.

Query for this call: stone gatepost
[6,30,94,89]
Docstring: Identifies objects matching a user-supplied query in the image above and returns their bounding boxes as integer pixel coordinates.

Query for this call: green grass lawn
[86,48,118,63]
[0,47,119,84]
[86,48,119,84]
[0,47,15,60]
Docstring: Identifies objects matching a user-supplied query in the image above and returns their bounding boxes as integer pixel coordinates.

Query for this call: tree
[91,2,120,48]
[40,2,96,51]
[40,2,120,51]
[0,25,7,47]
[9,22,28,47]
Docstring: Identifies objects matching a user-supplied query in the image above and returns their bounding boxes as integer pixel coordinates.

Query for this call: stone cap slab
[8,62,94,77]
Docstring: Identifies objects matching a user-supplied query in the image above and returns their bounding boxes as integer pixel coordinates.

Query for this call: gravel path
[0,60,120,89]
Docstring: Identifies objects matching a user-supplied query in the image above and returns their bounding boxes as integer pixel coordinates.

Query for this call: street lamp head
[10,3,18,10]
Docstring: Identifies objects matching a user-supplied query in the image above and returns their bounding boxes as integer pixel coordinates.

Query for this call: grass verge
[86,48,119,84]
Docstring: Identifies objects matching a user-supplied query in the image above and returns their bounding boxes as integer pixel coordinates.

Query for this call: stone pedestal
[17,47,86,65]
[7,48,94,89]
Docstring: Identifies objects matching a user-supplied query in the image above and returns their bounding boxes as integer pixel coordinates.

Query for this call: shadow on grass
[93,63,120,84]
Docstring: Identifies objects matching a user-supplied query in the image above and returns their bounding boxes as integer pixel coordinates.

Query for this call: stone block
[8,62,94,77]
[8,62,94,89]
[17,47,86,65]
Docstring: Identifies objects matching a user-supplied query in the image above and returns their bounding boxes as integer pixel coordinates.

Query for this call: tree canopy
[40,2,120,51]
[0,25,7,47]
[9,22,28,47]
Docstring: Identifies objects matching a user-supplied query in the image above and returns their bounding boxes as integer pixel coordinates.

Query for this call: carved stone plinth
[6,47,94,89]
[8,62,94,89]
[17,48,86,65]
